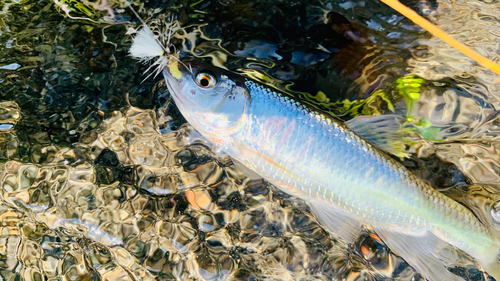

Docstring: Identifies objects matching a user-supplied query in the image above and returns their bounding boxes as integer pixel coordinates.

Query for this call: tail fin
[442,184,500,280]
[483,257,500,281]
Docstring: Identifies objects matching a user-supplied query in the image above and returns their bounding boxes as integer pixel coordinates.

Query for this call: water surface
[1,0,500,280]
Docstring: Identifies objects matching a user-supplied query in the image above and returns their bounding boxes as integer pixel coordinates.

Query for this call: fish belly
[223,81,498,280]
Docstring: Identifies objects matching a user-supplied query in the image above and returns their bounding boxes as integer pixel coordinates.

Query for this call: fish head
[163,58,249,139]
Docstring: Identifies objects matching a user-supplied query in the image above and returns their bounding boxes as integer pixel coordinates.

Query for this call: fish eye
[195,71,217,89]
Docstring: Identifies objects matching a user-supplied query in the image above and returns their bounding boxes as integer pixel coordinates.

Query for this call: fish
[130,27,500,280]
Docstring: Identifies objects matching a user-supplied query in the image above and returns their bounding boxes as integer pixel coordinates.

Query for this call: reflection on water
[0,103,496,280]
[1,0,500,279]
[0,106,424,280]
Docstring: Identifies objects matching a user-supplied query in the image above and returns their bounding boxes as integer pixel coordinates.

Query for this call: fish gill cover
[0,0,500,280]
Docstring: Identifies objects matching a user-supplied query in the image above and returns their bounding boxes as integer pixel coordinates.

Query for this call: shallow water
[1,0,500,280]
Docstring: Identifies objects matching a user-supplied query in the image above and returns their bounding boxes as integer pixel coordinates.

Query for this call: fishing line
[380,0,500,77]
[128,0,500,77]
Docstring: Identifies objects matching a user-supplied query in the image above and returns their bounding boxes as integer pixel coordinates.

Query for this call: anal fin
[373,227,463,281]
[308,199,362,244]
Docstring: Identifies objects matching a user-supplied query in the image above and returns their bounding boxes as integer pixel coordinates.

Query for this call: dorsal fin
[345,114,409,159]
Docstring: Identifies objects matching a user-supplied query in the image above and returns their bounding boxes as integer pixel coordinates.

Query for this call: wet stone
[94,148,120,167]
[128,136,168,167]
[0,102,21,125]
[186,188,218,212]
[138,168,179,195]
[125,110,158,135]
[357,232,394,277]
[197,214,217,232]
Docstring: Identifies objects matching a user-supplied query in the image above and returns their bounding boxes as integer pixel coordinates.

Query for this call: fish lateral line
[128,7,500,280]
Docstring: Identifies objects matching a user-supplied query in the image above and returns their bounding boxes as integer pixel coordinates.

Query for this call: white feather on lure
[129,25,172,80]
[129,25,165,61]
[129,23,190,80]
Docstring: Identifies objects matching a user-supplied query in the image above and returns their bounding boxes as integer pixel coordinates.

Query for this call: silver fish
[129,28,500,280]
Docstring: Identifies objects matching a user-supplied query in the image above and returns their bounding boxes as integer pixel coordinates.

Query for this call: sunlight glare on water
[0,0,500,279]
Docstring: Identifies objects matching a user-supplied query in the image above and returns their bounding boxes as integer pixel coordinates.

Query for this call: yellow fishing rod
[381,0,500,76]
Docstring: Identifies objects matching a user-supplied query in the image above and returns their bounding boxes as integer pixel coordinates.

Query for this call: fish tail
[479,249,500,280]
[442,183,500,279]
[475,217,500,279]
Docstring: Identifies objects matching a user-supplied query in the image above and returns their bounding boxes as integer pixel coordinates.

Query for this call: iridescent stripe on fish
[130,28,500,280]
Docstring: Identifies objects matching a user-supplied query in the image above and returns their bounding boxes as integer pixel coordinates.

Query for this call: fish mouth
[165,78,182,104]
[163,68,183,104]
[165,78,175,97]
[164,72,194,113]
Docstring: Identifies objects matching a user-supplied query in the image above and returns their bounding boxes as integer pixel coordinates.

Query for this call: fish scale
[128,21,500,277]
[228,81,494,256]
[152,49,500,278]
